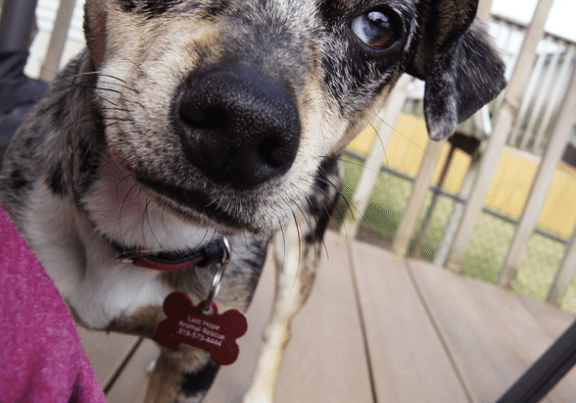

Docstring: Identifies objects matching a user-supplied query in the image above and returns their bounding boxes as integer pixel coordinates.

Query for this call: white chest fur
[25,161,218,329]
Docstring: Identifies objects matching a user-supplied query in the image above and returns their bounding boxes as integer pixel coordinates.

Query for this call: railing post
[519,41,561,150]
[499,67,576,288]
[340,75,412,240]
[392,138,446,256]
[444,0,554,273]
[509,50,547,147]
[547,227,576,306]
[433,152,481,266]
[531,44,576,154]
[40,0,77,82]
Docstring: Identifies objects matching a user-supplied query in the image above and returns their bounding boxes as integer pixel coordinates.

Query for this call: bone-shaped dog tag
[155,292,247,365]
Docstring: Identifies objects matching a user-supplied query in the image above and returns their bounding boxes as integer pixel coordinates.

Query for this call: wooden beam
[548,227,576,307]
[499,67,576,288]
[40,0,76,82]
[340,75,411,240]
[392,138,445,256]
[444,0,554,273]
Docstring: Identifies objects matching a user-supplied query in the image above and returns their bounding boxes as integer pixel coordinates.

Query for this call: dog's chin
[137,176,284,236]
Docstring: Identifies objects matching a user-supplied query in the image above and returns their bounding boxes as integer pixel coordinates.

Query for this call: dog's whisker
[373,114,440,162]
[315,173,355,219]
[193,226,212,252]
[241,229,251,252]
[143,196,162,248]
[98,106,134,114]
[302,177,344,223]
[68,71,139,95]
[118,181,140,240]
[303,195,330,260]
[114,174,136,207]
[297,202,323,268]
[320,154,395,206]
[99,117,134,125]
[319,154,379,173]
[288,210,303,295]
[47,72,122,108]
[277,217,288,275]
[96,89,146,109]
[299,196,328,256]
[368,120,390,156]
[294,202,314,242]
[119,56,149,78]
[298,177,345,239]
[367,121,393,189]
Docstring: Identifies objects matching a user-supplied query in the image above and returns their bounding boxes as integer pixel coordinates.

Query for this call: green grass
[340,152,576,313]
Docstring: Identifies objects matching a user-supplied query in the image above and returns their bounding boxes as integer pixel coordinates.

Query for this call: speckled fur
[0,0,505,402]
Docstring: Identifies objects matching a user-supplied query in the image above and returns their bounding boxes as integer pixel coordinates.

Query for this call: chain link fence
[337,150,576,313]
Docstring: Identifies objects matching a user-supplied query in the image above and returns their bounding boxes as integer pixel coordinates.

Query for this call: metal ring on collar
[203,237,231,313]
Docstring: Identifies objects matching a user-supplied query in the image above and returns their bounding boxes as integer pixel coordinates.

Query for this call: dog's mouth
[136,176,247,231]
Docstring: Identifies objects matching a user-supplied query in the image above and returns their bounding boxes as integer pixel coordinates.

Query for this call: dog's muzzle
[173,67,301,189]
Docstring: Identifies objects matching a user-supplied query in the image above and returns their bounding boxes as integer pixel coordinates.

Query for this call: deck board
[274,231,373,403]
[77,327,140,390]
[78,233,576,402]
[407,257,535,403]
[407,257,576,403]
[518,294,576,338]
[350,240,470,403]
[106,339,157,403]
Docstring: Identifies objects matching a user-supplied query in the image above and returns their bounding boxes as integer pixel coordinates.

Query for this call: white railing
[36,0,82,81]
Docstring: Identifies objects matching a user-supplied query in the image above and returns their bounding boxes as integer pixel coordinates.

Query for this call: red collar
[130,254,204,271]
[115,239,229,272]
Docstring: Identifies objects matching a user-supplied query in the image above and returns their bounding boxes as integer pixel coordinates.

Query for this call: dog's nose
[174,68,300,188]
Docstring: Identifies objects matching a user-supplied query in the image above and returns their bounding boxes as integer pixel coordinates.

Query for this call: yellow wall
[347,113,576,238]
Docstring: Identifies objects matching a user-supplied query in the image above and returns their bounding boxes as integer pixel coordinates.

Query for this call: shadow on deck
[78,231,576,403]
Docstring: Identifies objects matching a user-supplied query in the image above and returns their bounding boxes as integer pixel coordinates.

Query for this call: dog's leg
[242,212,315,403]
[144,346,220,403]
[243,158,342,403]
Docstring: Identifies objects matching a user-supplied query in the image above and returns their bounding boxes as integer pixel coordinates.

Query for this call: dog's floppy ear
[84,0,107,68]
[406,0,506,140]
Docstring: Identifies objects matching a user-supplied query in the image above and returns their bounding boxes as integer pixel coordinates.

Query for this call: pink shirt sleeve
[0,204,106,403]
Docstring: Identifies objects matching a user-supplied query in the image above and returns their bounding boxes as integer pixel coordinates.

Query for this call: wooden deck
[78,231,576,402]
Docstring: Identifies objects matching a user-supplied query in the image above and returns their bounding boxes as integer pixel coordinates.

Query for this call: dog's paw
[155,292,247,365]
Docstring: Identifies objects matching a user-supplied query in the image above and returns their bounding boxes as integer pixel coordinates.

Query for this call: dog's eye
[351,10,396,49]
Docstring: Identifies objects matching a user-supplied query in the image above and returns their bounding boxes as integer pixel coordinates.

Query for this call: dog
[0,0,505,402]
